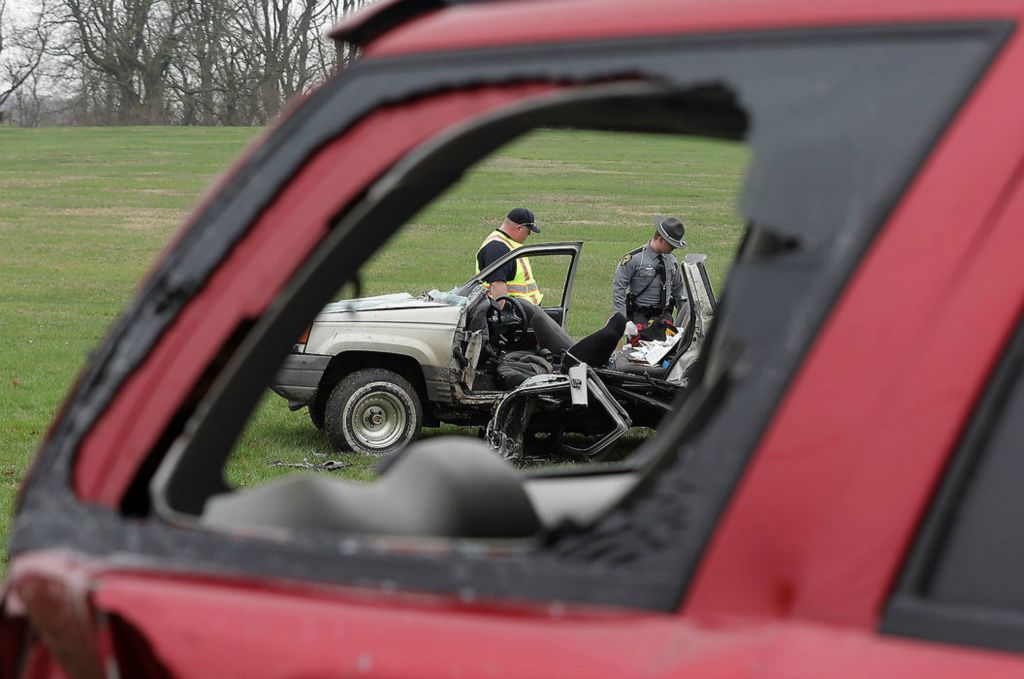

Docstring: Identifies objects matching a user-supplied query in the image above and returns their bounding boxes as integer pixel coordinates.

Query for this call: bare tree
[6,0,374,125]
[0,0,49,117]
[58,0,182,123]
[170,0,232,124]
[320,0,363,71]
[226,0,332,123]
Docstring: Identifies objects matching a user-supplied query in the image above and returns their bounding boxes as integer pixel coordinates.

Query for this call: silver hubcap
[351,390,407,449]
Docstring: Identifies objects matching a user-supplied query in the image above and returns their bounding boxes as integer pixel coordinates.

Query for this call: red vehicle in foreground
[7,0,1024,676]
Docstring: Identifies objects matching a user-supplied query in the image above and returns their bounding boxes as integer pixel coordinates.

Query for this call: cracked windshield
[229,128,748,487]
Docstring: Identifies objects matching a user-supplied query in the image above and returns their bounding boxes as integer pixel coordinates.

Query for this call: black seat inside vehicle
[563,313,626,369]
[200,438,541,538]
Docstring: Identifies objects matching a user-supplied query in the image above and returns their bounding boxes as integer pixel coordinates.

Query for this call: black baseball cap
[506,207,539,233]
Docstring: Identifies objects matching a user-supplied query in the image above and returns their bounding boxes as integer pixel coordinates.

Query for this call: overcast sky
[4,0,37,21]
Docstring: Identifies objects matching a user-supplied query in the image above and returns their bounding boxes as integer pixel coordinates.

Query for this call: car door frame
[457,241,583,329]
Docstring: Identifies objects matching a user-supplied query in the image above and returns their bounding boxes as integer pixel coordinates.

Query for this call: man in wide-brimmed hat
[611,215,688,341]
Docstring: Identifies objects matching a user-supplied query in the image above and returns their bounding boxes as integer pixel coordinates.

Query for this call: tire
[308,390,327,430]
[324,368,423,455]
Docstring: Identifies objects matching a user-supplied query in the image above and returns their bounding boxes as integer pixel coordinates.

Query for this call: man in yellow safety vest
[475,208,543,306]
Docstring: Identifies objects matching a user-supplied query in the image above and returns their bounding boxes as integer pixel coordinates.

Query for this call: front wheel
[308,399,326,430]
[324,368,423,455]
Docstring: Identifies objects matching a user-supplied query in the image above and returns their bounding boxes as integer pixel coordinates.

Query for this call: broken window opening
[148,84,751,544]
[227,126,746,487]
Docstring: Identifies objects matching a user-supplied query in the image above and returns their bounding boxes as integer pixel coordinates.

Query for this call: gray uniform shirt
[611,242,687,319]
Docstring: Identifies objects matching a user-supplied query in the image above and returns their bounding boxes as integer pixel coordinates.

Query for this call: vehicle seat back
[201,438,541,538]
[563,313,626,370]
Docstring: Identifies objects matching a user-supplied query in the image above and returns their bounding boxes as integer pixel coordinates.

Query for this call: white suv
[271,241,716,456]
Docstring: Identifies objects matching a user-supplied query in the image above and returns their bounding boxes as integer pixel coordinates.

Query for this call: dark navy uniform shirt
[477,231,517,284]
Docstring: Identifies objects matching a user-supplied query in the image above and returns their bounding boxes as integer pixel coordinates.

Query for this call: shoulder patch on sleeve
[619,253,632,267]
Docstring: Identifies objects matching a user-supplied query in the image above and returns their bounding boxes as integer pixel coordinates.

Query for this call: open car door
[457,241,582,328]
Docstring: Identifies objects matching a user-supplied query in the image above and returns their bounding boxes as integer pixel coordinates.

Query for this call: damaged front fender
[486,367,631,464]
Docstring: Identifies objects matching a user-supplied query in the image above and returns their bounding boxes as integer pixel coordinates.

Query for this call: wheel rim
[350,390,407,450]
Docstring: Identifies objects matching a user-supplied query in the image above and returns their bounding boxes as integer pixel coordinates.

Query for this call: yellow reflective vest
[475,230,543,305]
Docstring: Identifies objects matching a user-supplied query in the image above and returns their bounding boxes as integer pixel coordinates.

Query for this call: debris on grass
[269,459,351,472]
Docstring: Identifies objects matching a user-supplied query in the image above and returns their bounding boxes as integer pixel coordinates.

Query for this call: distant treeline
[0,0,372,126]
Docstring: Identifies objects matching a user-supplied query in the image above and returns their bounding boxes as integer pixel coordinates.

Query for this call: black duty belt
[635,305,670,318]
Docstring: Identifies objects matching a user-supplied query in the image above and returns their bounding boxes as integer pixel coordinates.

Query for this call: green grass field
[0,126,748,573]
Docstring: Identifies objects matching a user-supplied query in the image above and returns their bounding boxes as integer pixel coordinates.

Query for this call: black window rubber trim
[883,311,1024,654]
[10,22,1013,612]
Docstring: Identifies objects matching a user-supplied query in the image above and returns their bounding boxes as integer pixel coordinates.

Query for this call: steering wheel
[487,295,530,351]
